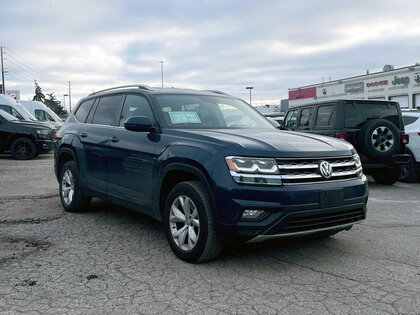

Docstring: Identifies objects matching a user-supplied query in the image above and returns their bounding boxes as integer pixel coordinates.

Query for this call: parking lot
[0,153,419,314]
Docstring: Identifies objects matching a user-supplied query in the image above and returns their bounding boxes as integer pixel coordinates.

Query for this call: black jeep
[282,99,410,185]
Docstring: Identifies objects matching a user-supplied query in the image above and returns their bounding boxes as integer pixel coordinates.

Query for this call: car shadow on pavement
[84,198,347,263]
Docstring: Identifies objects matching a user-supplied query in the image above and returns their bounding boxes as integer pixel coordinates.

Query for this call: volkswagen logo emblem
[319,161,332,179]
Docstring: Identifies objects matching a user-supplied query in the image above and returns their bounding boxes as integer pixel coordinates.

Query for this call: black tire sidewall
[400,155,419,182]
[372,166,401,185]
[164,181,212,262]
[59,160,86,212]
[11,138,36,160]
[359,119,400,160]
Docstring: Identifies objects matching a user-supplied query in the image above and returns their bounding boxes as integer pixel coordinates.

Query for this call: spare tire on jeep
[359,119,400,160]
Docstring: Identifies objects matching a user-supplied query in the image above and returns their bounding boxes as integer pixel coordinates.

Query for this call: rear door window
[345,102,400,128]
[92,95,124,126]
[316,105,336,127]
[284,110,298,129]
[298,108,312,128]
[75,99,95,123]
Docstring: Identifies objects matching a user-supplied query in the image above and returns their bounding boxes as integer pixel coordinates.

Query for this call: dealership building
[288,64,420,109]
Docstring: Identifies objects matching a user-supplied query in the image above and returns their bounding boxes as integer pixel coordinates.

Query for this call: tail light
[401,134,409,144]
[337,133,346,140]
[54,129,61,140]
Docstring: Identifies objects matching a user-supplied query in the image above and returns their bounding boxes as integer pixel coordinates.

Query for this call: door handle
[109,136,119,143]
[80,132,87,138]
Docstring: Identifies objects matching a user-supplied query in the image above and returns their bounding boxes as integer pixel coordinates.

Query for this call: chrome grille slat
[276,156,359,184]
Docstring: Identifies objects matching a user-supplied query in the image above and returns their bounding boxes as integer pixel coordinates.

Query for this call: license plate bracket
[320,189,344,208]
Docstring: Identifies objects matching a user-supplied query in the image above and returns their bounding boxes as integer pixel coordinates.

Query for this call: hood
[166,128,354,158]
[12,120,55,130]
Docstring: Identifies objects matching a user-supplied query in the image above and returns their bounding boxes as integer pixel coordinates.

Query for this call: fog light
[242,209,265,220]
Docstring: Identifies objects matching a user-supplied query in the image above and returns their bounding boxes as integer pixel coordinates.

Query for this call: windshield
[155,95,275,129]
[15,103,37,121]
[0,109,19,121]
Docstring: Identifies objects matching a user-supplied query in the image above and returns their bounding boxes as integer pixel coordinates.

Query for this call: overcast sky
[1,0,420,109]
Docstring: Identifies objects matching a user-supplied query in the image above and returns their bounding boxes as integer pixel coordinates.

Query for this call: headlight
[225,156,281,185]
[353,153,363,178]
[37,129,51,139]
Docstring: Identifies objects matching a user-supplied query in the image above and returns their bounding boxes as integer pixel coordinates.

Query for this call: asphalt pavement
[0,153,419,314]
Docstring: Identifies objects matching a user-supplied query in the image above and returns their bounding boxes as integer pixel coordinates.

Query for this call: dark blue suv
[54,85,368,262]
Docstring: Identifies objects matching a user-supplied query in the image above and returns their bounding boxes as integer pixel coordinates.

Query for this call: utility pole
[159,60,164,88]
[1,47,5,94]
[68,81,72,112]
[246,86,253,105]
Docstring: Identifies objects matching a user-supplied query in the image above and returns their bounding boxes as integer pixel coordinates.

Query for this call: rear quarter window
[316,105,336,127]
[403,116,419,126]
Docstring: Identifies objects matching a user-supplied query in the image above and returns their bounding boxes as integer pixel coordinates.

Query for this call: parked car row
[280,99,418,184]
[0,94,62,160]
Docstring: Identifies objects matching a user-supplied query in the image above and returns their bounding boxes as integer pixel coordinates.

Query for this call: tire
[59,160,91,212]
[11,137,36,160]
[359,119,400,160]
[372,166,401,185]
[400,155,420,183]
[164,181,223,263]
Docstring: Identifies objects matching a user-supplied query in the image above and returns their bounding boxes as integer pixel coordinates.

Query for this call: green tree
[44,92,68,117]
[32,80,45,102]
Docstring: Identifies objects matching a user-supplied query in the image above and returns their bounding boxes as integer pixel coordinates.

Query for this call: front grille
[276,156,358,184]
[271,208,365,234]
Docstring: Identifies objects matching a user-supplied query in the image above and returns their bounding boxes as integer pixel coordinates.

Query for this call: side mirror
[124,116,154,132]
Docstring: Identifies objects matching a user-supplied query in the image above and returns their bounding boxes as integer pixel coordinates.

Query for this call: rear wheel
[59,161,91,212]
[164,181,223,263]
[400,155,419,183]
[11,137,36,160]
[372,166,401,185]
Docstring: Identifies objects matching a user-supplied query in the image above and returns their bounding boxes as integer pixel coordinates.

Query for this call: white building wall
[289,65,420,108]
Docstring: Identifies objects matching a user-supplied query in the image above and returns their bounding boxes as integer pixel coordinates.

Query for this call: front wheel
[164,181,223,263]
[11,138,36,160]
[372,166,400,185]
[59,161,91,212]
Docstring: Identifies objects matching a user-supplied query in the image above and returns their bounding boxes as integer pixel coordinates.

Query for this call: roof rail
[202,90,230,96]
[89,84,152,96]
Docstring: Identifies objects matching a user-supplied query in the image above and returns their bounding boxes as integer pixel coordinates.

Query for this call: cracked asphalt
[0,153,419,314]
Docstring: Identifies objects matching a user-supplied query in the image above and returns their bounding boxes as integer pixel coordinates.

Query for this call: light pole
[63,94,69,111]
[159,60,164,88]
[246,86,253,105]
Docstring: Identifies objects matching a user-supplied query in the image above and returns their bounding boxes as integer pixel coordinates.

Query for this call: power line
[5,59,38,81]
[5,55,49,81]
[5,48,52,81]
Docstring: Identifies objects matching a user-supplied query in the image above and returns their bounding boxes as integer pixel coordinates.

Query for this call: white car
[0,94,38,122]
[20,100,63,129]
[400,109,420,182]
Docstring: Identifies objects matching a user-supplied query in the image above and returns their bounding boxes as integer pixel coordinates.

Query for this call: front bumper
[212,174,368,242]
[35,139,53,153]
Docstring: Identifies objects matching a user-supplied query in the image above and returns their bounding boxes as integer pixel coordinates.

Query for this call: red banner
[289,87,316,100]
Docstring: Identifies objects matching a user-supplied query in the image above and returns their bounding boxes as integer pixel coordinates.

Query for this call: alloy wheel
[371,126,394,152]
[169,195,200,251]
[15,140,32,159]
[61,169,75,206]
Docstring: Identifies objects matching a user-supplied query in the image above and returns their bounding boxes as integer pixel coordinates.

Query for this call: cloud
[1,0,420,107]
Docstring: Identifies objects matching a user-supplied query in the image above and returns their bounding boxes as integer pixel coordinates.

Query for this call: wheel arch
[56,146,78,181]
[156,163,217,222]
